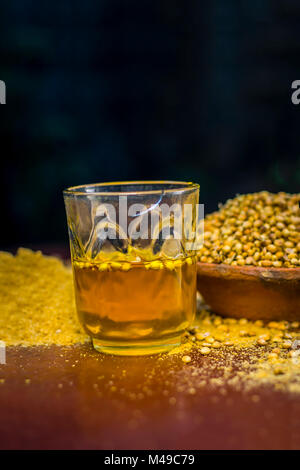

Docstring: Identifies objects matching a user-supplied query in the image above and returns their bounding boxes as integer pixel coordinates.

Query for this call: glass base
[92,336,182,356]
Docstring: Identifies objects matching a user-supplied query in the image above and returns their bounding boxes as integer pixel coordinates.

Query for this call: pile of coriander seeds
[197,191,300,267]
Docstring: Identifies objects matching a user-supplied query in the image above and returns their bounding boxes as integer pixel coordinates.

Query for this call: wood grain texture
[0,344,299,450]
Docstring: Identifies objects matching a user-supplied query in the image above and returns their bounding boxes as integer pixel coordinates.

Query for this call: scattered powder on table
[0,248,89,346]
[1,248,300,395]
[167,305,300,394]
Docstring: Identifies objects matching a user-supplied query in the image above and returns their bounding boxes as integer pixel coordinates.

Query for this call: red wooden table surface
[1,246,299,449]
[0,343,299,450]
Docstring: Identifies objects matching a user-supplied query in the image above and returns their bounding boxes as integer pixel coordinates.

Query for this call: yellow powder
[169,307,300,394]
[0,248,89,346]
[166,342,193,356]
[1,248,299,395]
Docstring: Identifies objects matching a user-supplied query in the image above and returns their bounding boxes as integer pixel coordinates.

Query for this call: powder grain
[0,248,88,346]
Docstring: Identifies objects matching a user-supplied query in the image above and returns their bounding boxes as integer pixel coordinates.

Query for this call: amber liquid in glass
[73,258,196,354]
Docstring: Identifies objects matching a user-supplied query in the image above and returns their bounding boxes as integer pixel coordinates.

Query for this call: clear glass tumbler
[63,181,199,355]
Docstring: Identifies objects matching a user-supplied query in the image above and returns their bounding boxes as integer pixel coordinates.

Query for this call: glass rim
[63,180,200,197]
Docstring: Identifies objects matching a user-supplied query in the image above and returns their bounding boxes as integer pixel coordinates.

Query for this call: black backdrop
[0,0,299,247]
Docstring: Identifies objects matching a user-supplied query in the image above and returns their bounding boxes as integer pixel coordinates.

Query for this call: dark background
[0,0,299,248]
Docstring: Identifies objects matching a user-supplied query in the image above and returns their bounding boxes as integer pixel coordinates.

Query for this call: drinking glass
[63,181,199,355]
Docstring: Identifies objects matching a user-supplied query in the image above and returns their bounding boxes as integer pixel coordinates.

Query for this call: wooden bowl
[197,262,300,321]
